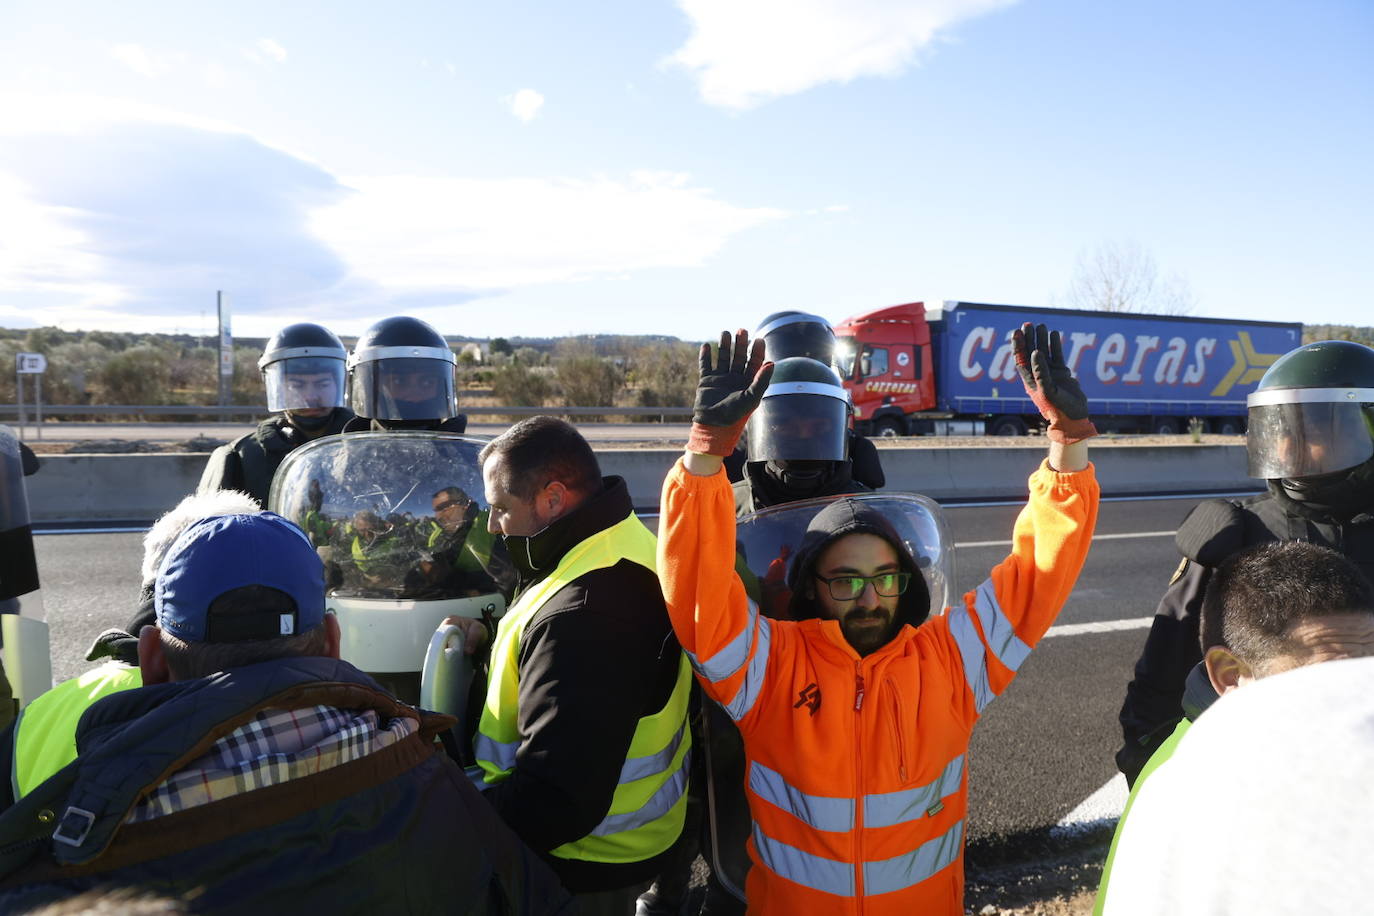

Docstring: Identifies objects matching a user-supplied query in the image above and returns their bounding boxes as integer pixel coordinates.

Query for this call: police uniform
[198,408,354,506]
[1117,338,1374,784]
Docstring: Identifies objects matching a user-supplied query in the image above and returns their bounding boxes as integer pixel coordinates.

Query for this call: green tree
[628,341,699,419]
[45,341,112,404]
[553,339,624,419]
[93,345,173,405]
[491,364,554,408]
[490,337,513,356]
[230,347,266,405]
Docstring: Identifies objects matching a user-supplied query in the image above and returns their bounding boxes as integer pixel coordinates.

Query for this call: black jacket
[732,460,872,515]
[485,475,683,893]
[1116,486,1374,784]
[197,407,354,506]
[724,431,885,492]
[0,657,572,916]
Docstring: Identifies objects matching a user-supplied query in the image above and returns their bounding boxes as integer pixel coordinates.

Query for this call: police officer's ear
[1204,645,1252,696]
[138,625,173,686]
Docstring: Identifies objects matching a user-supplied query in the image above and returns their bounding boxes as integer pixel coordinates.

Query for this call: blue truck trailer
[833,301,1304,436]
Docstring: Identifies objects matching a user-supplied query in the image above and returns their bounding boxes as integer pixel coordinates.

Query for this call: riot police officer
[342,316,468,433]
[732,356,869,513]
[198,323,354,506]
[1116,339,1374,784]
[726,311,884,491]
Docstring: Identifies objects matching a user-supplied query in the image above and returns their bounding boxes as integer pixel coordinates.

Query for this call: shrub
[491,364,554,408]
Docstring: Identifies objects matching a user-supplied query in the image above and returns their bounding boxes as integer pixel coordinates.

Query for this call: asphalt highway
[33,491,1221,856]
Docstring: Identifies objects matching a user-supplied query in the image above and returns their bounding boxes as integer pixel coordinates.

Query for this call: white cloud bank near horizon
[667,0,1018,109]
[0,95,789,332]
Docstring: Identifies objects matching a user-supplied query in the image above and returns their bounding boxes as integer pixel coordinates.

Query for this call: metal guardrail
[0,404,692,420]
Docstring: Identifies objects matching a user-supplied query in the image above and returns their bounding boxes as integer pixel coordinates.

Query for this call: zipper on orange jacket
[887,677,909,784]
[854,661,866,911]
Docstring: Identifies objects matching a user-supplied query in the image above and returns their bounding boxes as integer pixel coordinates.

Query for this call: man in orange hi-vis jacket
[657,324,1100,914]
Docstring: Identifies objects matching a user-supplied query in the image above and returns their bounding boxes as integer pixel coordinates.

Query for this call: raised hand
[1012,322,1097,444]
[686,329,775,457]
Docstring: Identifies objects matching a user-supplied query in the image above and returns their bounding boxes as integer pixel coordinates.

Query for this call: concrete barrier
[27,444,1259,524]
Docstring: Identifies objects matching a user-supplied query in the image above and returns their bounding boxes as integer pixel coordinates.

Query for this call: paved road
[33,493,1199,853]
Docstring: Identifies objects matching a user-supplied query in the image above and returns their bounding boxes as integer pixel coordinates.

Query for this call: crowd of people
[1,311,1372,915]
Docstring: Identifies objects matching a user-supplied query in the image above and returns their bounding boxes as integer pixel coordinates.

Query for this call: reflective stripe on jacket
[657,457,1099,915]
[476,511,692,866]
[12,662,142,800]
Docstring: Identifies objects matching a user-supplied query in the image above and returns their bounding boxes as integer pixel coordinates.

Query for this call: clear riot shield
[269,431,514,704]
[705,492,955,902]
[0,426,51,720]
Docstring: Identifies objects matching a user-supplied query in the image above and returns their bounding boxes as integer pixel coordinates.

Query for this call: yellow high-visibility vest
[12,661,143,798]
[475,513,691,864]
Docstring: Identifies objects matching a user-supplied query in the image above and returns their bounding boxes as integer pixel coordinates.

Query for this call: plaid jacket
[130,704,416,822]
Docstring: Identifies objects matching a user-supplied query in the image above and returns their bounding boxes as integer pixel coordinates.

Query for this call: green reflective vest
[425,511,498,577]
[475,512,692,865]
[1094,718,1192,915]
[11,661,143,799]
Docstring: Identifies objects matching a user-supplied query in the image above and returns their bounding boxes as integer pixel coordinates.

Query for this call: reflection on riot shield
[705,492,955,901]
[269,431,513,704]
[0,425,51,722]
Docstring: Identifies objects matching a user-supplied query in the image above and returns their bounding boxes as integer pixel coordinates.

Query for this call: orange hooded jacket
[657,457,1099,915]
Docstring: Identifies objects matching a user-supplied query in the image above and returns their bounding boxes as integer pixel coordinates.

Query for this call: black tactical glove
[86,628,140,666]
[687,329,775,457]
[1012,322,1097,444]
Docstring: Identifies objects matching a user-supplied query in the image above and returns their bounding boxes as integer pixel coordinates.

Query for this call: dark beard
[840,608,897,656]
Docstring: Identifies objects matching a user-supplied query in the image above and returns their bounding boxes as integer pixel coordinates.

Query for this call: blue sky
[0,0,1369,341]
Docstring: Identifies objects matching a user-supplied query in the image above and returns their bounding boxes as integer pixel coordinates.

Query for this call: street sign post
[14,353,46,441]
[218,291,233,407]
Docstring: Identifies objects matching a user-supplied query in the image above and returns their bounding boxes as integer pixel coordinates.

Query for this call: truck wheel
[1212,418,1243,436]
[873,417,904,438]
[1152,418,1181,435]
[989,416,1028,437]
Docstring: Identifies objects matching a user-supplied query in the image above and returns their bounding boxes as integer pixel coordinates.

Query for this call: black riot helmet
[258,323,347,414]
[747,357,851,464]
[756,311,836,365]
[347,316,458,422]
[1247,340,1374,513]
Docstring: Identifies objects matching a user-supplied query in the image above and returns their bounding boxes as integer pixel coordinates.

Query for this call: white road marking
[957,530,1175,548]
[1044,617,1153,638]
[1051,773,1129,837]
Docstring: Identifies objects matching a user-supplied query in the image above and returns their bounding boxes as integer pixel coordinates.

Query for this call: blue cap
[155,513,326,643]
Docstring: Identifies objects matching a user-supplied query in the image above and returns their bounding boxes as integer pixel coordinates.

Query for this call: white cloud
[667,0,1018,109]
[311,170,787,291]
[506,89,545,123]
[245,38,288,66]
[0,93,789,330]
[109,43,186,79]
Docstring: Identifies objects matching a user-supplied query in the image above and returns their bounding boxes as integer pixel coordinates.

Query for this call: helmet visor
[263,358,346,412]
[1247,396,1374,479]
[758,315,835,365]
[349,357,457,421]
[747,392,849,462]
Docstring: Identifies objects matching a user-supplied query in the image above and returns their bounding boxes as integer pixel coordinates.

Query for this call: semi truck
[833,301,1303,437]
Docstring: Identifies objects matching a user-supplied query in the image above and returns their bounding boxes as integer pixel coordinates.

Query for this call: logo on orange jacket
[794,683,821,716]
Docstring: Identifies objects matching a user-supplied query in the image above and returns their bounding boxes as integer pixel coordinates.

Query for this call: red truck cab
[834,302,936,437]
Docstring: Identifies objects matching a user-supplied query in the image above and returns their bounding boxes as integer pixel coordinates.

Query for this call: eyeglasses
[433,499,467,513]
[813,571,912,601]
